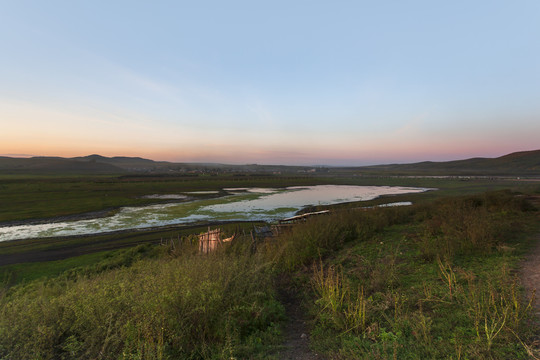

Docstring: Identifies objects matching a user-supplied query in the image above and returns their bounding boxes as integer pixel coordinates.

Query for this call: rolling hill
[0,150,539,176]
[0,156,126,174]
[356,149,540,176]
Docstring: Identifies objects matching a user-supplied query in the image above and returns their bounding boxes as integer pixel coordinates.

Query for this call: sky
[1,1,539,166]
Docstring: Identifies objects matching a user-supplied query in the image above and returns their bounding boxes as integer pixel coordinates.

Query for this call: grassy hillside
[1,149,539,176]
[0,155,312,174]
[357,149,540,176]
[0,156,126,174]
[1,189,539,359]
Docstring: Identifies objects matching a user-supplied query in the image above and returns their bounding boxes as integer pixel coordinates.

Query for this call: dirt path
[276,276,325,360]
[521,232,540,325]
[520,195,540,359]
[521,196,540,320]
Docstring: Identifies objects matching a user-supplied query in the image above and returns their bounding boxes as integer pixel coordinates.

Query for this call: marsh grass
[262,206,414,273]
[0,175,326,223]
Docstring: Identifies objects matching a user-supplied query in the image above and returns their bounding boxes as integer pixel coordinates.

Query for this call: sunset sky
[1,1,539,165]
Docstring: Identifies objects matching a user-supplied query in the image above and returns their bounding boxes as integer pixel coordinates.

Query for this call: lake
[0,185,430,241]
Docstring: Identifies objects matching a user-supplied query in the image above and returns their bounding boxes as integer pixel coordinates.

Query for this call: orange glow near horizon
[2,139,535,165]
[2,100,538,165]
[2,2,540,167]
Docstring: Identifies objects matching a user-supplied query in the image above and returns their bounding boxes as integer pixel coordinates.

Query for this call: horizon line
[1,148,539,168]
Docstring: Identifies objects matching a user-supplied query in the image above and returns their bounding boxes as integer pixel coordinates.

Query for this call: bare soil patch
[276,275,325,360]
[521,196,540,317]
[521,232,540,323]
[519,195,540,355]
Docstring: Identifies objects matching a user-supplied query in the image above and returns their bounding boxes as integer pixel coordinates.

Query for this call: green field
[1,173,535,223]
[1,174,539,359]
[1,175,538,279]
[0,174,331,223]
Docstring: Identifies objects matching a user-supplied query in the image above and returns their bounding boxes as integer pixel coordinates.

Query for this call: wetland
[0,184,429,241]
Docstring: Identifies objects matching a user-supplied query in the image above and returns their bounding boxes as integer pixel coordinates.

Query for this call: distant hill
[356,150,540,176]
[71,155,165,171]
[0,155,308,175]
[0,156,126,174]
[0,150,539,175]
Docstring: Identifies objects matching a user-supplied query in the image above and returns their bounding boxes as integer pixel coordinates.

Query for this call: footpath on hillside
[275,275,324,360]
[520,195,540,357]
[276,195,540,360]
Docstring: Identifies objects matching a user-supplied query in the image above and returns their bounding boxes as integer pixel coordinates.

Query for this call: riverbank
[0,220,262,267]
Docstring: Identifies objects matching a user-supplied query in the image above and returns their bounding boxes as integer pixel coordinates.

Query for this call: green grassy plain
[1,174,539,358]
[0,174,330,223]
[1,173,534,223]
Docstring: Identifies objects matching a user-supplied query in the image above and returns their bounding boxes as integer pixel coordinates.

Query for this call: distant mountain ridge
[357,149,540,175]
[0,156,126,174]
[0,150,539,175]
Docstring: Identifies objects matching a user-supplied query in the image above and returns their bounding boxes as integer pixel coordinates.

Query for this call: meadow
[0,174,539,359]
[0,174,328,223]
[0,173,532,224]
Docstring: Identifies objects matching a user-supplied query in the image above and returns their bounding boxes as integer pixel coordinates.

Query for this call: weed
[311,261,368,335]
[0,249,284,359]
[437,257,459,300]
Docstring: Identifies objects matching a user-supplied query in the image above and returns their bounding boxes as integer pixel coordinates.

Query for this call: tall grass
[0,189,537,359]
[263,206,413,272]
[295,190,538,359]
[434,257,535,354]
[311,261,368,335]
[418,191,533,259]
[0,248,284,359]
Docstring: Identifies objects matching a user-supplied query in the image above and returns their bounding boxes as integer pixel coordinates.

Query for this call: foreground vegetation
[0,242,285,359]
[1,188,539,359]
[276,191,539,359]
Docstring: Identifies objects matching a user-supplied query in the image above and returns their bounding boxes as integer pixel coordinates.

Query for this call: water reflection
[0,185,429,241]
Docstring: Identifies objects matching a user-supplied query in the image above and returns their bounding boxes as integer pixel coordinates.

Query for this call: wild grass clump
[0,249,284,359]
[435,257,535,353]
[418,191,534,259]
[310,257,535,359]
[262,213,356,271]
[303,191,537,359]
[1,188,537,359]
[311,261,368,335]
[264,206,414,272]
